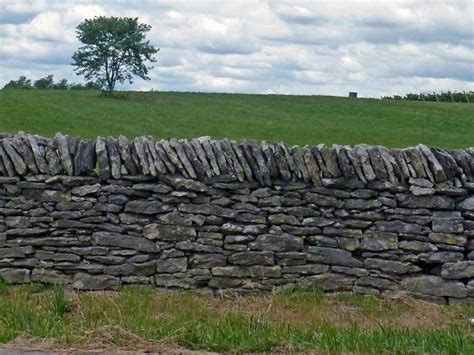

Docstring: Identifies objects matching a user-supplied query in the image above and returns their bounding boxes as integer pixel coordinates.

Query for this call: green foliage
[34,74,54,90]
[72,16,159,92]
[0,278,7,295]
[383,91,474,103]
[1,90,472,149]
[2,76,33,90]
[69,81,102,90]
[2,74,101,91]
[53,78,69,90]
[51,283,70,317]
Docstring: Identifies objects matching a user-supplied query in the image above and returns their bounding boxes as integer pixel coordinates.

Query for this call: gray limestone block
[300,273,355,291]
[307,247,362,267]
[404,275,467,298]
[14,133,39,174]
[53,133,74,176]
[364,258,420,275]
[156,257,188,273]
[93,231,159,253]
[26,134,50,174]
[360,230,398,251]
[96,137,111,180]
[441,261,474,279]
[117,135,138,175]
[418,144,447,183]
[0,268,30,284]
[354,145,376,182]
[1,138,27,175]
[73,273,120,291]
[198,137,220,176]
[106,137,122,179]
[249,233,303,252]
[228,251,274,266]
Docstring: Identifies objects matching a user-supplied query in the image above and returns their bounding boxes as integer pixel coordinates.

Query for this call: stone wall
[0,132,473,303]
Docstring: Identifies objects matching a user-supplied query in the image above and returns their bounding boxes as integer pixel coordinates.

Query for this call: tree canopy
[3,76,33,90]
[72,16,159,92]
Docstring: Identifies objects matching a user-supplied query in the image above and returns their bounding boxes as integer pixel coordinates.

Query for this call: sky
[0,0,473,97]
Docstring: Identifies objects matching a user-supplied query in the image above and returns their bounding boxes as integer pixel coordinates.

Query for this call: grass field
[0,282,472,353]
[0,90,472,148]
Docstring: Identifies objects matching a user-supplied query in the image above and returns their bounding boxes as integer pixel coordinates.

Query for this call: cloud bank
[0,0,473,97]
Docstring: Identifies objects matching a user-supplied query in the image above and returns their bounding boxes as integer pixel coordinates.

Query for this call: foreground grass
[1,90,473,148]
[0,283,472,353]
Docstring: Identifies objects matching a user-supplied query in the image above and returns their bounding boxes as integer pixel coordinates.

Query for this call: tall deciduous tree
[72,16,159,92]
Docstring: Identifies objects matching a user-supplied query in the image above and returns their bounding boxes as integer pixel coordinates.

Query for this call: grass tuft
[51,283,70,317]
[0,284,472,352]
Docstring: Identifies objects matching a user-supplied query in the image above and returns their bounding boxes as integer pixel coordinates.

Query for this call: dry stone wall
[0,132,473,303]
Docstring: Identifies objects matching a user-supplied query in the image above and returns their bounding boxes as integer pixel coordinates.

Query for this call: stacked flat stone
[1,133,473,189]
[0,132,473,304]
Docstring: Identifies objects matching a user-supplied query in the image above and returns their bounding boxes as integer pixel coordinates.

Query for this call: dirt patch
[3,335,215,354]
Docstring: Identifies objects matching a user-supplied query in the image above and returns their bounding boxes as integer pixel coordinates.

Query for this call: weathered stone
[106,137,122,179]
[145,138,166,175]
[432,212,463,234]
[405,276,467,298]
[250,234,303,252]
[268,214,300,225]
[105,261,156,276]
[72,184,101,196]
[399,240,438,252]
[0,246,34,258]
[175,241,222,253]
[26,134,49,174]
[212,265,281,278]
[356,276,400,291]
[332,266,369,277]
[178,203,237,218]
[32,269,71,284]
[397,194,454,209]
[283,264,329,275]
[93,232,159,253]
[0,268,30,284]
[441,261,474,279]
[300,273,355,291]
[418,252,464,263]
[457,197,474,211]
[190,254,226,268]
[428,233,466,246]
[374,220,422,234]
[224,235,255,244]
[302,217,334,227]
[156,257,188,273]
[307,247,363,267]
[209,277,241,289]
[143,224,196,241]
[96,137,110,180]
[124,200,165,214]
[228,251,274,266]
[2,139,27,175]
[73,273,120,290]
[344,199,382,210]
[360,231,398,251]
[117,135,137,175]
[409,186,435,196]
[221,223,267,235]
[417,144,447,183]
[304,192,342,208]
[364,258,420,274]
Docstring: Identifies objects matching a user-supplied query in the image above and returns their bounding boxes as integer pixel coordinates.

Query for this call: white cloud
[0,0,472,96]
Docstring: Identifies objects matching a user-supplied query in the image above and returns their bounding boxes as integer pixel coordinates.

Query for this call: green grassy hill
[0,90,472,148]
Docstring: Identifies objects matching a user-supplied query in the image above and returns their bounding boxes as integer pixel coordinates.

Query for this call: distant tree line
[2,75,102,91]
[382,91,473,103]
